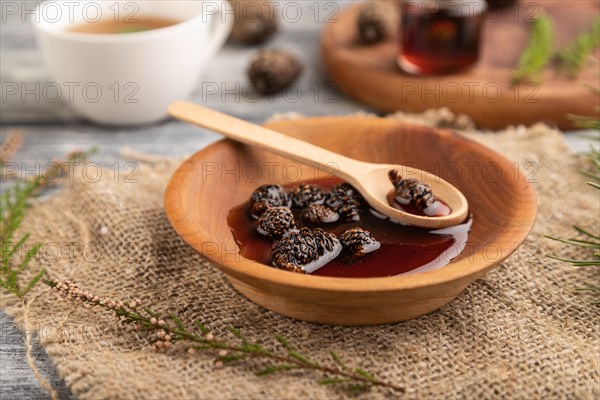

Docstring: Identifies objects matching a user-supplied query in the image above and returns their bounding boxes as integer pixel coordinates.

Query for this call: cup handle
[203,0,233,61]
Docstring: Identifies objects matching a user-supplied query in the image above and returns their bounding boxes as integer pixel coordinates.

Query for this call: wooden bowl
[320,2,600,130]
[165,116,536,325]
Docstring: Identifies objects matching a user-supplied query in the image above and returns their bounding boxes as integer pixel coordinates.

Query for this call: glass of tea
[398,0,487,74]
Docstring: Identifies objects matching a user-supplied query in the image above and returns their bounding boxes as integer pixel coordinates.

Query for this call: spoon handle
[168,101,363,180]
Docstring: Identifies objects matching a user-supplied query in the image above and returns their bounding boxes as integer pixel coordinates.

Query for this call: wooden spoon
[168,101,468,229]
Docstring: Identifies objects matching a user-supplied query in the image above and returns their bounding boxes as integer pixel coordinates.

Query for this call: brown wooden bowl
[164,116,537,325]
[320,2,600,130]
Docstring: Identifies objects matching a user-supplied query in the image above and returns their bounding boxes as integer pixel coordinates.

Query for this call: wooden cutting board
[321,1,599,130]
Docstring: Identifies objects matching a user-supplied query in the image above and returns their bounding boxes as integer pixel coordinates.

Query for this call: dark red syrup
[227,180,471,278]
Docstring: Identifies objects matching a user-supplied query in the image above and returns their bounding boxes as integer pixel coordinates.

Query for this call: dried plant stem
[45,279,404,394]
[0,129,24,165]
[176,332,401,392]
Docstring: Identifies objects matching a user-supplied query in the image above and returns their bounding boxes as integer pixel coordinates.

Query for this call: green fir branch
[547,137,600,301]
[588,181,600,190]
[568,86,600,130]
[545,236,600,249]
[0,143,97,299]
[569,112,600,130]
[547,255,600,267]
[556,17,600,78]
[512,15,553,84]
[0,177,45,299]
[573,225,600,240]
[330,350,349,371]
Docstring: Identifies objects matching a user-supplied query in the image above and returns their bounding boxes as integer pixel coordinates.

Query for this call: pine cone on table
[247,49,303,94]
[357,2,398,44]
[229,0,278,45]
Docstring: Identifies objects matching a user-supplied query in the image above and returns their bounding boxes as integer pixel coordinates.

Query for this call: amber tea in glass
[398,0,486,74]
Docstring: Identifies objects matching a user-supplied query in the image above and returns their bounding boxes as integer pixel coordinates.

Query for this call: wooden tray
[321,1,599,130]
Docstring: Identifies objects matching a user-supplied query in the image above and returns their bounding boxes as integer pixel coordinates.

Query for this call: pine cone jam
[301,204,339,224]
[249,184,290,219]
[388,169,451,217]
[325,183,363,222]
[227,179,471,278]
[290,183,326,208]
[339,228,381,257]
[272,228,342,273]
[256,207,296,239]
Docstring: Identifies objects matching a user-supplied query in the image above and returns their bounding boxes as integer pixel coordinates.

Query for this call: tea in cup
[33,1,232,125]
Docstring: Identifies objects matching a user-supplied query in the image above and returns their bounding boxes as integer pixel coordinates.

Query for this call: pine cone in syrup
[249,184,290,218]
[272,228,342,274]
[388,169,435,210]
[256,207,297,238]
[290,183,326,208]
[325,183,363,222]
[248,49,302,94]
[301,204,340,224]
[339,228,381,257]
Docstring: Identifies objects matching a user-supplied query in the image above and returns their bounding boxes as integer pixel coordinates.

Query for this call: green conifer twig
[1,146,97,299]
[0,175,45,299]
[546,136,600,303]
[512,15,553,84]
[556,17,600,78]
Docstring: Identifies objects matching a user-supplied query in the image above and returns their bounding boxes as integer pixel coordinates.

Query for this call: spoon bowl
[168,101,469,228]
[348,163,469,228]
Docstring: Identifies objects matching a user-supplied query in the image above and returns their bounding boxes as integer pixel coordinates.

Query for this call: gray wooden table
[0,1,594,399]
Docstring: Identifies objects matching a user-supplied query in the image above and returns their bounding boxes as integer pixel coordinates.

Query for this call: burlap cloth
[2,110,599,399]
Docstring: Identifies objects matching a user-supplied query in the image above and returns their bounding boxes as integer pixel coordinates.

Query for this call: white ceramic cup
[33,1,232,125]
